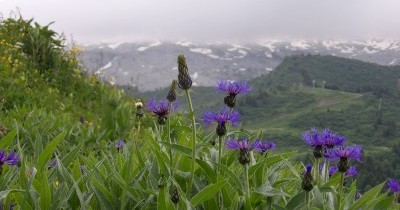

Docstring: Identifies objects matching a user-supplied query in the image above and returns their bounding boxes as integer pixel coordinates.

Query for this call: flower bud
[177,55,192,90]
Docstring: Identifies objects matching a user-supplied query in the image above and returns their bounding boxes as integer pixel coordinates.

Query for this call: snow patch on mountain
[137,41,162,52]
[108,43,123,49]
[190,48,212,55]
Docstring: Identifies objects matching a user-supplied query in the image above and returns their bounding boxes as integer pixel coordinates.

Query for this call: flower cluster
[302,128,345,158]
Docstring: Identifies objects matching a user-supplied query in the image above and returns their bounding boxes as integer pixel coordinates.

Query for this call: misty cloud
[1,0,400,43]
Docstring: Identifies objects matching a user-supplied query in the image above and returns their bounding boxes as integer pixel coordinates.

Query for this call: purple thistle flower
[225,139,251,150]
[203,109,240,137]
[345,166,358,177]
[252,139,276,155]
[0,150,20,166]
[329,166,358,177]
[217,80,252,95]
[387,178,400,194]
[48,159,57,169]
[80,166,86,174]
[116,139,125,150]
[225,139,252,165]
[326,145,363,172]
[302,128,325,158]
[321,129,346,148]
[329,166,338,176]
[147,98,177,125]
[325,145,363,162]
[217,80,252,108]
[303,164,313,176]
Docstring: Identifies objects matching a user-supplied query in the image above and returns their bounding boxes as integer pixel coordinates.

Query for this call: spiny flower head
[147,98,177,125]
[325,145,363,162]
[177,54,192,90]
[252,139,276,155]
[203,108,240,137]
[225,139,252,165]
[387,178,400,194]
[217,80,252,108]
[321,129,346,148]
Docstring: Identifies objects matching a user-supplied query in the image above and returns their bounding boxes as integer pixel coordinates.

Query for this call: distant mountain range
[79,39,400,91]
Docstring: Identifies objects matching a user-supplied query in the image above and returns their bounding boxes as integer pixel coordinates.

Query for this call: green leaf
[286,191,305,209]
[255,183,289,197]
[190,180,228,206]
[349,182,384,210]
[196,159,217,183]
[372,194,395,209]
[39,173,51,210]
[159,142,192,157]
[213,163,243,193]
[92,179,115,210]
[0,189,25,200]
[37,131,66,171]
[0,129,17,149]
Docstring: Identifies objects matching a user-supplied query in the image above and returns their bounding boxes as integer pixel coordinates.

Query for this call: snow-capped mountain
[79,39,400,91]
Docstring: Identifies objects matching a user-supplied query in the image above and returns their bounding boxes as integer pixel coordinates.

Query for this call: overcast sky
[1,0,400,43]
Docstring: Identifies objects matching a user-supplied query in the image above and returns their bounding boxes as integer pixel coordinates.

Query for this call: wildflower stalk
[315,158,320,185]
[218,135,223,166]
[244,164,250,198]
[306,191,311,210]
[185,89,197,194]
[168,102,173,168]
[338,172,344,209]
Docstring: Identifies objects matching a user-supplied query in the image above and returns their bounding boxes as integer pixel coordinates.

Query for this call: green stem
[185,89,197,195]
[244,164,250,197]
[324,160,329,183]
[315,158,320,186]
[168,103,173,169]
[338,172,344,210]
[218,136,223,166]
[306,191,311,210]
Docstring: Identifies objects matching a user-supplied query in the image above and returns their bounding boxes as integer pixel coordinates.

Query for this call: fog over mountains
[79,39,400,91]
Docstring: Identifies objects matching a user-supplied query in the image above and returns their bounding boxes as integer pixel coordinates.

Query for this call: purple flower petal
[216,80,252,95]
